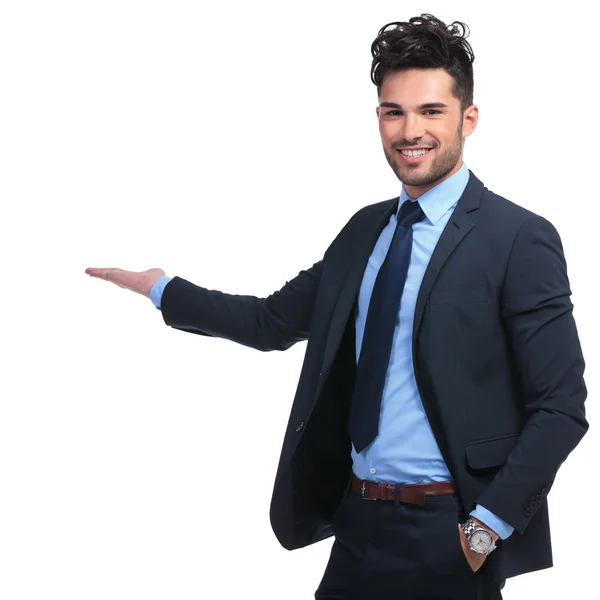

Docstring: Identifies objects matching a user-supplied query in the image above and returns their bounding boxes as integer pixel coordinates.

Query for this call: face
[376,68,478,198]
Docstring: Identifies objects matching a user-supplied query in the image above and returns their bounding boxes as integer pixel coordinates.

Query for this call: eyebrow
[379,102,449,109]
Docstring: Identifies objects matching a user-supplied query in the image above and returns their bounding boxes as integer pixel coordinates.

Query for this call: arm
[156,206,368,352]
[474,215,588,534]
[159,260,324,352]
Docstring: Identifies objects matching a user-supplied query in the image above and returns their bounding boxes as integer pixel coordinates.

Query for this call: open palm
[85,267,166,298]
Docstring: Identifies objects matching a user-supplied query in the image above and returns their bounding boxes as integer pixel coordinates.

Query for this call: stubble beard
[384,125,464,188]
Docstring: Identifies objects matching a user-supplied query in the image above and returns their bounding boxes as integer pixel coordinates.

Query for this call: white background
[1,1,597,598]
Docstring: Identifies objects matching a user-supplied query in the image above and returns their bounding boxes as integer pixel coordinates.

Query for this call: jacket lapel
[412,171,483,350]
[316,198,398,396]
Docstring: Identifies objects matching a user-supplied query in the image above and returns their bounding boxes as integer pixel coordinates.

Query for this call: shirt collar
[398,161,470,226]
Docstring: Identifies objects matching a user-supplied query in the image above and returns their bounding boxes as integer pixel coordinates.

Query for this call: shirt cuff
[149,275,173,310]
[470,504,514,540]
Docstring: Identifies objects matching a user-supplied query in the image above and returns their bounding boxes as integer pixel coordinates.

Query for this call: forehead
[380,68,458,106]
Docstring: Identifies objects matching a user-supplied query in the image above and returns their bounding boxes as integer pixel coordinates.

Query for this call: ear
[462,105,479,138]
[376,106,381,119]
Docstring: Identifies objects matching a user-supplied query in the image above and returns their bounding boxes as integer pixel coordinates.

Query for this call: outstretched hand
[85,267,166,298]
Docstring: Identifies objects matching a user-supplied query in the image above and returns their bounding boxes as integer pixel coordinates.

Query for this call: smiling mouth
[397,148,433,158]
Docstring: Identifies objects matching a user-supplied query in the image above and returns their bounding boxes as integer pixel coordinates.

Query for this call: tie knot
[397,200,425,227]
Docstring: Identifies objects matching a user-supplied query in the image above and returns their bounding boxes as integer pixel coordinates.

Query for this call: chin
[397,168,434,187]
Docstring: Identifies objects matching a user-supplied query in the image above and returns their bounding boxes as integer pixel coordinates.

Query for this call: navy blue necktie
[348,199,426,453]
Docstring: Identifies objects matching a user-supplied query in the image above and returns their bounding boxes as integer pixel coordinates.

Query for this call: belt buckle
[361,481,377,500]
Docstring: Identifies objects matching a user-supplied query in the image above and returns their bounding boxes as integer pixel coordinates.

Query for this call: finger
[85,268,125,280]
[86,267,123,274]
[86,268,129,287]
[86,267,147,295]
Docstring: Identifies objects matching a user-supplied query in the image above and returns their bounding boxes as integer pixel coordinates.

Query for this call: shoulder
[349,196,397,222]
[326,196,396,249]
[477,184,560,238]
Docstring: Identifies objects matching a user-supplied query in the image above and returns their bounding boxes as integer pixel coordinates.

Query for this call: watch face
[470,529,493,553]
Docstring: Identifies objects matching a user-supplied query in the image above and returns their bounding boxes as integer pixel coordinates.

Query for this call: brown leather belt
[351,474,456,506]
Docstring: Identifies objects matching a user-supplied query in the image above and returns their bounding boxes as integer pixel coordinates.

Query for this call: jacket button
[541,488,549,497]
[525,508,532,517]
[295,421,304,432]
[530,500,537,511]
[536,494,543,503]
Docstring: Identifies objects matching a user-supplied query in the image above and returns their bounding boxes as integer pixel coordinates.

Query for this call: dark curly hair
[371,14,475,111]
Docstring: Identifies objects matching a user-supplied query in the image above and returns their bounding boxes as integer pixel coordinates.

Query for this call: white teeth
[400,148,431,157]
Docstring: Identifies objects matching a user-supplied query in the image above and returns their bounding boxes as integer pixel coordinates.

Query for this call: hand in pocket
[457,524,487,572]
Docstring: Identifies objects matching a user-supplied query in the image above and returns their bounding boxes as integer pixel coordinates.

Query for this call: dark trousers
[315,487,505,599]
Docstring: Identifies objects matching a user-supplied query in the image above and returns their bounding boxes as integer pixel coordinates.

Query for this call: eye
[385,110,401,116]
[424,109,441,115]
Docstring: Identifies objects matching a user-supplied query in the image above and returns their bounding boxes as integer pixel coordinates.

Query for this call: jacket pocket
[429,286,487,305]
[464,433,520,469]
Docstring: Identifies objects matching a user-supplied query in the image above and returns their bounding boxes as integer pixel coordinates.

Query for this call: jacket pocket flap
[464,433,520,469]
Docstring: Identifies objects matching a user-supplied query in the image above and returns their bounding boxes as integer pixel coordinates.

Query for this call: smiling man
[86,13,588,600]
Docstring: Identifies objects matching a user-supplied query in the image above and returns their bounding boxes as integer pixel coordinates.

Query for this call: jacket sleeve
[159,259,324,352]
[158,205,368,352]
[475,215,588,534]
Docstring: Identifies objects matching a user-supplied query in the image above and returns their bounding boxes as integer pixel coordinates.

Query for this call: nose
[400,113,426,143]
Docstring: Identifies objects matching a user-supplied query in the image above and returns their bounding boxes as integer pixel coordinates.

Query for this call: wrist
[469,517,499,542]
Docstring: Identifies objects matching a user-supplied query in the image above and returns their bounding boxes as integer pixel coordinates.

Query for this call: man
[86,14,588,599]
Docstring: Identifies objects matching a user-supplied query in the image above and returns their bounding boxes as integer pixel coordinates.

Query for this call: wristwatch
[460,518,497,555]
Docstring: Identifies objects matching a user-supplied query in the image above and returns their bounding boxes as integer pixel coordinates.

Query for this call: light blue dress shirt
[150,275,172,309]
[150,161,514,539]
